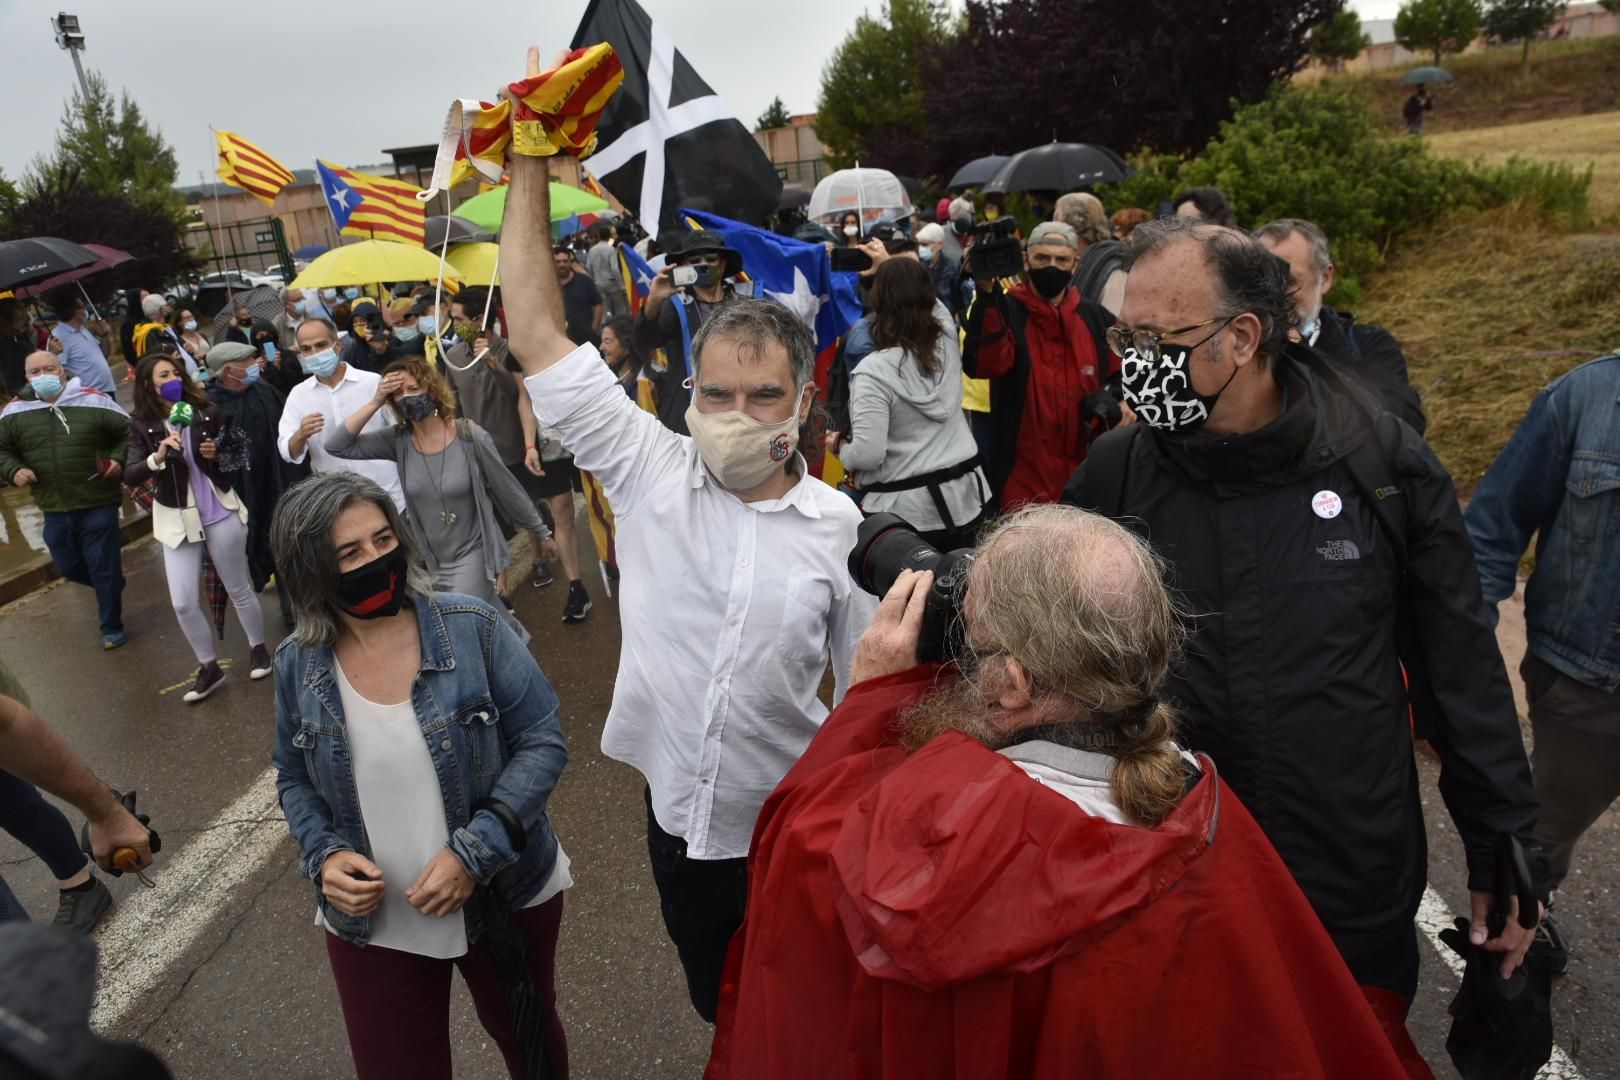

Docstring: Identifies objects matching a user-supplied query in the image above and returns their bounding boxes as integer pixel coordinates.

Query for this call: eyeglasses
[1105,316,1233,363]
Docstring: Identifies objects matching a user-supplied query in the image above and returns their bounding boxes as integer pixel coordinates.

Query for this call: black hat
[673,230,743,279]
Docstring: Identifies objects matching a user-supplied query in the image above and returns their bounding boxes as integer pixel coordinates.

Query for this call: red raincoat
[706,666,1410,1079]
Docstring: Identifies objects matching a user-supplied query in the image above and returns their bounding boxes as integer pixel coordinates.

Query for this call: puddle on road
[0,485,144,578]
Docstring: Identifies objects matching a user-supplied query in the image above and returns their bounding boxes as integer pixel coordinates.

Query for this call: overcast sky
[0,0,1404,186]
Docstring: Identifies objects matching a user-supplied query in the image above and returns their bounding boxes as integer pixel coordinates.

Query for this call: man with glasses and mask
[495,46,871,1023]
[1063,217,1547,1051]
[962,221,1120,509]
[635,230,748,435]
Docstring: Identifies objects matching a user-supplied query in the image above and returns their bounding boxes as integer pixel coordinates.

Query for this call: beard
[896,674,1006,754]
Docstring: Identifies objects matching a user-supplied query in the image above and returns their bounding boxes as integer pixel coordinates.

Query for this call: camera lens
[848,513,943,598]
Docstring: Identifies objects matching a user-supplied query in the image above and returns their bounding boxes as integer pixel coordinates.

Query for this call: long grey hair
[270,472,435,646]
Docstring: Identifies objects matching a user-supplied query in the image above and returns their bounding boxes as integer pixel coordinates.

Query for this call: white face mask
[683,402,801,491]
[843,224,859,238]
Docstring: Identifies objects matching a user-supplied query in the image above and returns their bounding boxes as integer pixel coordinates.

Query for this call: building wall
[753,114,830,187]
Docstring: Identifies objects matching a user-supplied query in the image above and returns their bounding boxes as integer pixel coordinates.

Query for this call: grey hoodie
[839,301,987,531]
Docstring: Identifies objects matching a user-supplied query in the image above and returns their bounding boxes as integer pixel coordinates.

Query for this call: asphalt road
[0,517,1613,1079]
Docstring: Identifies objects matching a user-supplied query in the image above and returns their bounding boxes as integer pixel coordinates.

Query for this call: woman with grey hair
[269,471,572,1080]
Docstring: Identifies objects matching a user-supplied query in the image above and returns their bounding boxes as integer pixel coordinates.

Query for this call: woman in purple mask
[125,352,269,702]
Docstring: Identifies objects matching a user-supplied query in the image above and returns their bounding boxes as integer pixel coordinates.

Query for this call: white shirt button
[740,559,749,567]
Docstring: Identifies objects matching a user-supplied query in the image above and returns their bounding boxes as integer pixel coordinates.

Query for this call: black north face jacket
[1064,346,1544,992]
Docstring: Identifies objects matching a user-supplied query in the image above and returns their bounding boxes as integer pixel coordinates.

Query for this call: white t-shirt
[317,659,572,957]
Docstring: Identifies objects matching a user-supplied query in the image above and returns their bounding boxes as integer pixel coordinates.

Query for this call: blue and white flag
[680,209,862,350]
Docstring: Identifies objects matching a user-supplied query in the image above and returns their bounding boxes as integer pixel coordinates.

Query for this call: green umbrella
[450,182,609,231]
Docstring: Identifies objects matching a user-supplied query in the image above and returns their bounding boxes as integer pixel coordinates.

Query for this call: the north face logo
[1317,539,1361,562]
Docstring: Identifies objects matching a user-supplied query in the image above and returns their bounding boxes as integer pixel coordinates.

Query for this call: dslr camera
[848,513,976,664]
[967,217,1023,281]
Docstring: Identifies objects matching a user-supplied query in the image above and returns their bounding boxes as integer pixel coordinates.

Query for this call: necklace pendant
[441,510,457,525]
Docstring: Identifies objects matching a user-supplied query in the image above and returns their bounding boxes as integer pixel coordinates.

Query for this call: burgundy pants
[324,893,568,1080]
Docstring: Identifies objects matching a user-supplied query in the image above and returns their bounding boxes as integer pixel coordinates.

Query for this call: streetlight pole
[50,12,92,106]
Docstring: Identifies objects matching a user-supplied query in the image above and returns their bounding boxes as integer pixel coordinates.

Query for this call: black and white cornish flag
[571,0,783,235]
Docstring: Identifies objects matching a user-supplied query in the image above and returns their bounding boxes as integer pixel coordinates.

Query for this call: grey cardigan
[326,417,547,587]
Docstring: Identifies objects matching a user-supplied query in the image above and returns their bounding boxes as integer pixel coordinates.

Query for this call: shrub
[1094,84,1590,303]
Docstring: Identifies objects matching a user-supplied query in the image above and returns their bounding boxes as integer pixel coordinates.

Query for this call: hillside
[1356,205,1620,492]
[1426,110,1620,217]
[1332,35,1620,135]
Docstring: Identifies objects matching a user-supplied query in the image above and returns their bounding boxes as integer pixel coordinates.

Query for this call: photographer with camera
[962,221,1121,510]
[706,505,1412,1078]
[634,230,747,436]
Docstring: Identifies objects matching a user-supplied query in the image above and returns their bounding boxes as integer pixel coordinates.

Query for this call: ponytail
[1108,703,1184,827]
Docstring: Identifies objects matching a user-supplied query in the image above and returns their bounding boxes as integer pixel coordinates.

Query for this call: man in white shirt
[277,318,405,511]
[497,47,874,1023]
[49,297,116,394]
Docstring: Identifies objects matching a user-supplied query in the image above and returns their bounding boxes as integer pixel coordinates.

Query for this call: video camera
[848,513,976,664]
[967,217,1023,281]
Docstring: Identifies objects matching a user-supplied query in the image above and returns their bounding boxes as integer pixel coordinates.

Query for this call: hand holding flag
[418,44,625,200]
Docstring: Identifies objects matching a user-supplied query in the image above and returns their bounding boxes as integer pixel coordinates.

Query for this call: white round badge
[1311,490,1343,520]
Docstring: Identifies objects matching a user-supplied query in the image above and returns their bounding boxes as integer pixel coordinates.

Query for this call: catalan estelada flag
[419,44,624,200]
[214,130,294,205]
[316,161,426,246]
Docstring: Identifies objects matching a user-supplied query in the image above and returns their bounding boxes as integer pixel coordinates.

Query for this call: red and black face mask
[335,547,407,620]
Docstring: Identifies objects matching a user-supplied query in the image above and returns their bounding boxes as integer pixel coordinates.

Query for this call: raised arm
[501,48,579,377]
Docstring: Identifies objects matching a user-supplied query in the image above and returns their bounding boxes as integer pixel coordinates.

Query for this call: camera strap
[858,455,984,531]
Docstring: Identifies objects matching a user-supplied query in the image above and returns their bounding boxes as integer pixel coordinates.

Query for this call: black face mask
[1028,265,1072,300]
[335,547,407,620]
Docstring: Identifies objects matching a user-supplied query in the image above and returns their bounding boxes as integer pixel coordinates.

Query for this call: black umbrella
[0,236,100,292]
[777,184,811,212]
[947,154,1010,190]
[985,143,1134,194]
[1437,835,1553,1080]
[895,175,926,203]
[425,214,495,249]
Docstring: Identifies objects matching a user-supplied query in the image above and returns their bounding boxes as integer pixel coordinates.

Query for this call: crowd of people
[1,42,1615,1079]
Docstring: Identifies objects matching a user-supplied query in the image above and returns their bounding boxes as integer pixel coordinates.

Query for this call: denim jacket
[1465,353,1620,691]
[271,591,569,946]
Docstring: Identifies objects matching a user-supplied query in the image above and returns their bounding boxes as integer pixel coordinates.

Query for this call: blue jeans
[0,769,90,922]
[41,504,124,634]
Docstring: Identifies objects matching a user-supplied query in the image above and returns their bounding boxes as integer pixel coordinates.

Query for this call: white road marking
[90,767,290,1032]
[1418,886,1587,1080]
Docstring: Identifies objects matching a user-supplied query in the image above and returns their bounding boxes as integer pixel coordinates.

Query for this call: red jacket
[706,666,1410,1080]
[962,282,1116,508]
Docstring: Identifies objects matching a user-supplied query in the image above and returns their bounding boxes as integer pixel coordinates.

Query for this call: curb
[0,510,153,608]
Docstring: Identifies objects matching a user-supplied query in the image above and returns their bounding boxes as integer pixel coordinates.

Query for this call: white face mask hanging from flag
[415,46,626,371]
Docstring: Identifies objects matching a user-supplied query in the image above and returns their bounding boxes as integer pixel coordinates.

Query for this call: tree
[755,96,792,132]
[1394,0,1484,64]
[1602,0,1620,12]
[29,70,183,215]
[3,162,198,303]
[815,0,956,176]
[1483,0,1567,72]
[1310,10,1372,70]
[923,0,1338,179]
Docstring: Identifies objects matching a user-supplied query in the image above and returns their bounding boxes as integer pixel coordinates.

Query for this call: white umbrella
[807,168,914,230]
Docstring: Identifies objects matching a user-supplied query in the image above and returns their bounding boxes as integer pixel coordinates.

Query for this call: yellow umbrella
[290,240,461,289]
[445,242,500,287]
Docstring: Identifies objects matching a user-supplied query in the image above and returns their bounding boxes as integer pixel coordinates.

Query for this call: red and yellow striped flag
[421,44,624,199]
[215,130,294,205]
[318,161,426,246]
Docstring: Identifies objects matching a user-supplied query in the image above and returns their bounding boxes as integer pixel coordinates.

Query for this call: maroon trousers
[324,893,568,1080]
